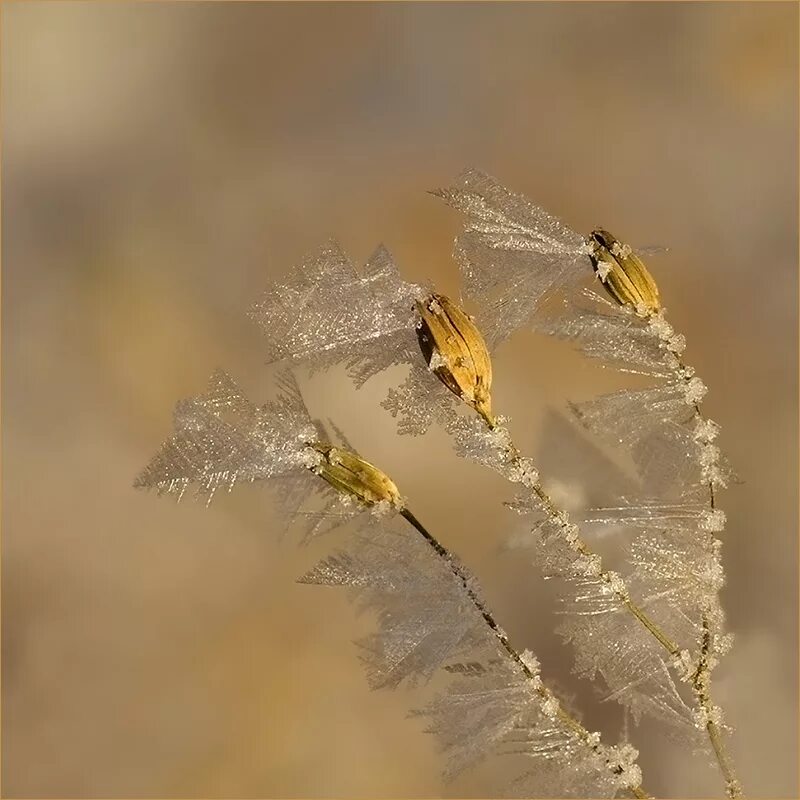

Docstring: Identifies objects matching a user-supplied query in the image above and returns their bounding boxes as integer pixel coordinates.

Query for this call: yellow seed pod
[589,229,661,317]
[415,293,495,427]
[310,444,402,508]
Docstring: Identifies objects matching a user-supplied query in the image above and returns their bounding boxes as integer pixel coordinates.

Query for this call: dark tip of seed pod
[590,229,614,248]
[416,317,435,368]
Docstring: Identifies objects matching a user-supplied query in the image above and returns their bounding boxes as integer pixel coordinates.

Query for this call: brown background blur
[2,2,797,798]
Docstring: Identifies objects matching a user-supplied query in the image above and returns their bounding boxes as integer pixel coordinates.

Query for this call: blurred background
[2,2,797,797]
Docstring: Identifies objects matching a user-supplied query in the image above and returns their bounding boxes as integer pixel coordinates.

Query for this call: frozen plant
[436,168,741,798]
[137,167,743,798]
[248,235,689,795]
[249,235,701,792]
[136,369,646,797]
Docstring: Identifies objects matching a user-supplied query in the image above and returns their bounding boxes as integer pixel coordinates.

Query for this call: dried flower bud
[415,293,495,427]
[589,229,661,317]
[309,443,402,508]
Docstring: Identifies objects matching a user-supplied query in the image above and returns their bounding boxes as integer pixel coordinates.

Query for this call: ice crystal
[136,370,380,539]
[579,501,725,536]
[570,383,732,495]
[381,360,464,436]
[433,168,590,345]
[302,518,633,795]
[301,526,484,688]
[136,370,313,500]
[533,291,680,377]
[565,606,696,729]
[250,240,424,383]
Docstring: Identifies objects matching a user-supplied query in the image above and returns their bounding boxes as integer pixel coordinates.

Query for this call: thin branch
[399,508,650,798]
[484,412,742,797]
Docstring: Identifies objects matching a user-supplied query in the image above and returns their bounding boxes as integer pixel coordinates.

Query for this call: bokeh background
[2,2,797,797]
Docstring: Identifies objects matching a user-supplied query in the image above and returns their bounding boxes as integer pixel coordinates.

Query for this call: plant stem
[486,416,743,797]
[399,507,649,798]
[686,387,742,799]
[692,614,742,799]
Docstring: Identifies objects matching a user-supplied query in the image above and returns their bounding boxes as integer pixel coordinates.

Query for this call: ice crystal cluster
[300,523,639,797]
[137,167,742,798]
[135,369,373,538]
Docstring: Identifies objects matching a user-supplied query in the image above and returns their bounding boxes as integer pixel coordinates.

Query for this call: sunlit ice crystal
[249,240,426,380]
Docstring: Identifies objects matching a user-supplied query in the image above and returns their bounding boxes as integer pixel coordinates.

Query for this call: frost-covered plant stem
[527,479,680,654]
[137,369,647,794]
[474,408,741,798]
[695,613,741,799]
[674,347,742,799]
[432,167,742,796]
[399,508,649,799]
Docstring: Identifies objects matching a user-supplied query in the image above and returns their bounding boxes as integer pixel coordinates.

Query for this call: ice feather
[249,240,424,382]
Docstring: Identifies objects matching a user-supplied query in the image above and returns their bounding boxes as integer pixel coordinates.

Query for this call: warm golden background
[2,2,797,798]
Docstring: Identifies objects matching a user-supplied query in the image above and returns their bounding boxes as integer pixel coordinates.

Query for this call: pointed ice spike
[435,169,591,344]
[135,370,307,500]
[533,294,674,376]
[302,519,638,795]
[249,239,424,379]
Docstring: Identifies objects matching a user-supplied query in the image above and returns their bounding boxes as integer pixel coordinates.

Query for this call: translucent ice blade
[417,663,542,780]
[628,527,725,646]
[302,518,635,795]
[578,501,717,534]
[560,599,696,730]
[135,370,314,502]
[249,240,424,381]
[434,168,588,257]
[434,169,591,344]
[300,521,482,688]
[533,293,674,377]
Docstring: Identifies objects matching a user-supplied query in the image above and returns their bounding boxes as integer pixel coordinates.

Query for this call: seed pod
[589,229,661,317]
[310,444,402,508]
[415,293,495,427]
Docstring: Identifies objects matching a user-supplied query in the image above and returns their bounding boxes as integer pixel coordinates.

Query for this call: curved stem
[399,507,649,798]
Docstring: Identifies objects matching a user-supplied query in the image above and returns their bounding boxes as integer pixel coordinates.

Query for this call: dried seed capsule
[589,229,661,317]
[415,293,495,427]
[310,444,402,508]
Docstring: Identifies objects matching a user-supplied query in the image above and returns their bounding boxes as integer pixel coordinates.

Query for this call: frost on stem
[301,519,630,797]
[509,505,700,731]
